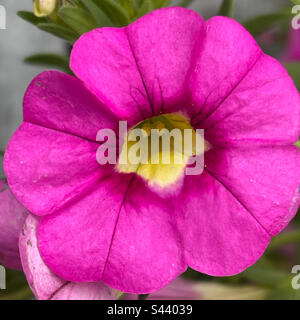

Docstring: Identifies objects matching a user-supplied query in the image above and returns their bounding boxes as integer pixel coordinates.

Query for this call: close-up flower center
[117,113,209,188]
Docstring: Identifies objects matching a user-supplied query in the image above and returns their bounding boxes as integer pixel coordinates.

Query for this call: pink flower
[19,214,115,300]
[0,186,115,299]
[4,7,300,294]
[0,197,268,300]
[0,180,27,270]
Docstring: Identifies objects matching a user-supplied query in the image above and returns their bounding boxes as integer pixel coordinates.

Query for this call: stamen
[117,113,207,188]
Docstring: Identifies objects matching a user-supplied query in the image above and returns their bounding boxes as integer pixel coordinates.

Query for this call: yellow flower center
[117,113,209,188]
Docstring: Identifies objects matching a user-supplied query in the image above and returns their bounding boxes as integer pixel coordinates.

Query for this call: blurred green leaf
[137,0,154,18]
[79,0,113,27]
[93,0,130,26]
[119,0,134,7]
[37,22,78,43]
[243,11,291,37]
[178,0,195,7]
[291,0,300,5]
[241,258,288,287]
[24,53,72,74]
[151,0,171,9]
[243,266,288,287]
[218,0,235,17]
[58,7,96,35]
[17,11,47,26]
[65,0,84,7]
[133,0,141,8]
[119,0,136,18]
[266,281,300,300]
[0,270,33,300]
[284,63,300,90]
[0,286,33,300]
[268,230,300,250]
[0,150,4,157]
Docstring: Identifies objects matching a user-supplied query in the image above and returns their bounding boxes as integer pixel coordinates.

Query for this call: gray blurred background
[0,0,287,175]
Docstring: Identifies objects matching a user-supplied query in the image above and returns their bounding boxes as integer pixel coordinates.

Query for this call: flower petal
[205,146,300,236]
[182,171,271,276]
[19,214,115,300]
[201,55,300,146]
[24,70,118,142]
[38,173,186,293]
[190,16,262,120]
[4,122,110,216]
[182,145,300,276]
[70,7,205,122]
[124,7,205,114]
[190,17,300,145]
[0,180,28,269]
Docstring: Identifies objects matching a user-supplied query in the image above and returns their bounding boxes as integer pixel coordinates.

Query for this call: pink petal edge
[19,214,116,300]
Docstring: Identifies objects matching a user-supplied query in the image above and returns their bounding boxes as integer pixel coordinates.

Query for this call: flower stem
[138,294,149,300]
[218,0,235,18]
[0,150,5,157]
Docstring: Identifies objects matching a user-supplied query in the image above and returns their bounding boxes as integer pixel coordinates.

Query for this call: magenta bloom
[0,180,27,270]
[4,7,300,293]
[19,214,115,300]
